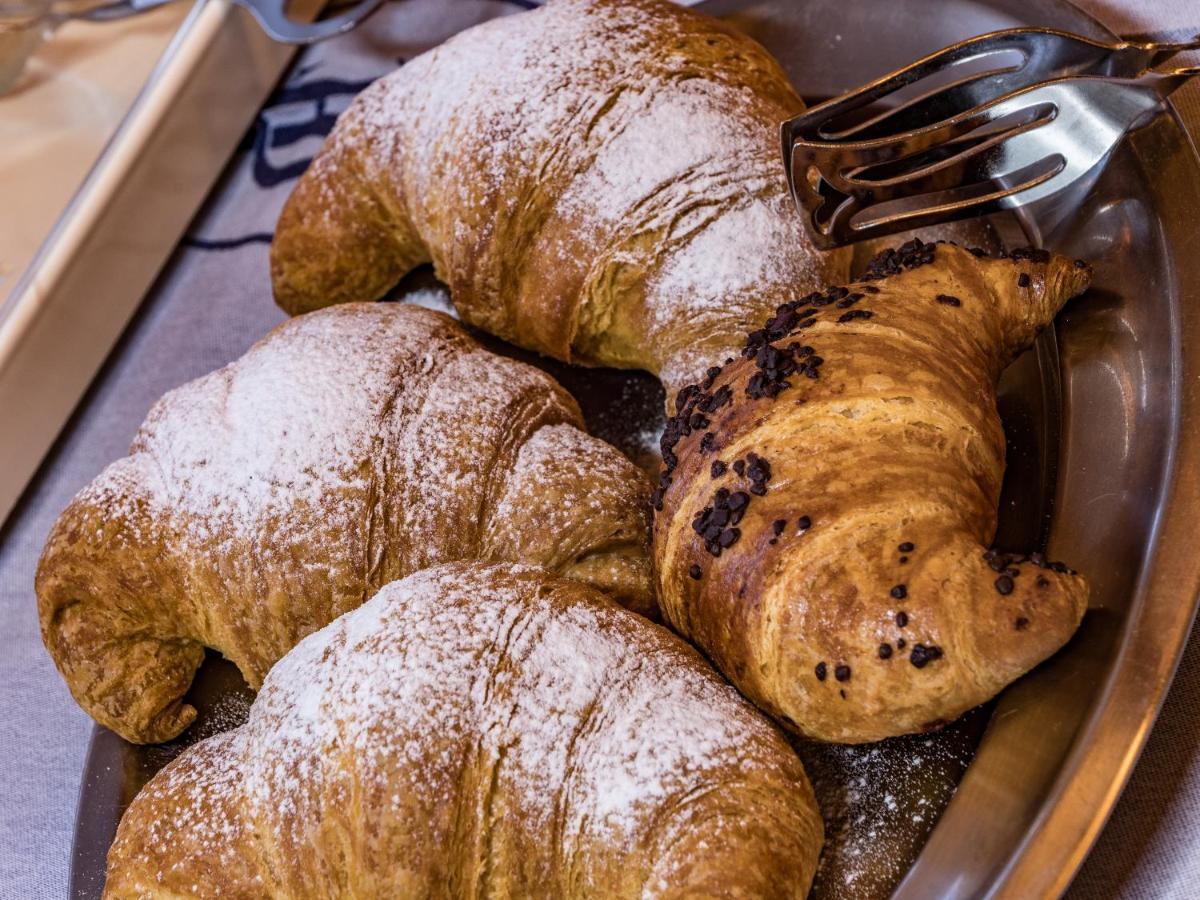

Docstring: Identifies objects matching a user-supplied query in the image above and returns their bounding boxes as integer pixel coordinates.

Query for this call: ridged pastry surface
[104,563,823,899]
[653,242,1092,742]
[36,304,651,744]
[270,0,849,393]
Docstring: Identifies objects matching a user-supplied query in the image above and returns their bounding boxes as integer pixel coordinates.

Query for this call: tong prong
[847,156,1064,233]
[810,94,1056,198]
[841,106,1054,192]
[788,28,1197,146]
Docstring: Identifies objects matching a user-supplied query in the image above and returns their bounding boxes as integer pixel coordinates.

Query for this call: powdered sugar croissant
[104,562,824,899]
[270,0,850,393]
[37,304,652,745]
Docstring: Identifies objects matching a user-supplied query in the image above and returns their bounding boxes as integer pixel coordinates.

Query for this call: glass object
[0,0,50,94]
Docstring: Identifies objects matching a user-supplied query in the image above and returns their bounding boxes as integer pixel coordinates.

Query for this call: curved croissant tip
[124,700,200,746]
[975,565,1088,687]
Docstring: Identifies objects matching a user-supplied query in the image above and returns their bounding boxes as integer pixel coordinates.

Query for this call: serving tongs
[783,28,1200,249]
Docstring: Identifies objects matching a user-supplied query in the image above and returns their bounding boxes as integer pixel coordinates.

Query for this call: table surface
[0,2,187,306]
[0,0,1197,896]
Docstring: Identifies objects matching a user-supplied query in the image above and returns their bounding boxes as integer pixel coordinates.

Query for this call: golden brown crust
[270,0,849,393]
[104,563,823,899]
[653,243,1091,742]
[37,304,652,744]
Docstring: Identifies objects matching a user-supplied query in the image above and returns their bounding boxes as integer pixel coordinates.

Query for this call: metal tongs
[783,28,1200,249]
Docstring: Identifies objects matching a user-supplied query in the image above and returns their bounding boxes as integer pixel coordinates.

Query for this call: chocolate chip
[710,460,727,478]
[890,584,907,600]
[837,309,874,324]
[1036,575,1050,588]
[815,662,827,681]
[899,556,909,564]
[1018,272,1031,288]
[698,384,732,413]
[910,644,943,669]
[879,643,893,660]
[897,638,907,649]
[797,515,812,531]
[861,237,938,280]
[995,575,1015,595]
[746,453,771,494]
[772,519,786,536]
[898,541,915,552]
[688,564,702,580]
[936,294,962,307]
[732,459,745,477]
[834,664,852,682]
[896,611,909,628]
[1015,617,1030,630]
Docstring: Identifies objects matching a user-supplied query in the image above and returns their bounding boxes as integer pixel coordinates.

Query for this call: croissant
[269,0,849,393]
[36,304,652,745]
[104,562,823,898]
[655,241,1092,742]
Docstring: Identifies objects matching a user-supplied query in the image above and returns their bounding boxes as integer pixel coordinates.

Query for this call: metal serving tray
[46,0,1200,897]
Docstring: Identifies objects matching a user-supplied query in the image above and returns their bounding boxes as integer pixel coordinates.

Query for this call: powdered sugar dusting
[108,564,819,894]
[798,707,986,897]
[332,0,844,393]
[63,303,650,689]
[134,305,394,550]
[399,285,455,315]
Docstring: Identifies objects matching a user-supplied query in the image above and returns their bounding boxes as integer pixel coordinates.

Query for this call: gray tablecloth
[0,0,1196,896]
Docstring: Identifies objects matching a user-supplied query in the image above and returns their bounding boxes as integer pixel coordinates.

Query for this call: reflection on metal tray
[69,0,1200,897]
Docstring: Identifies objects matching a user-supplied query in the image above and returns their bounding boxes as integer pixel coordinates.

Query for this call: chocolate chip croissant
[269,0,849,393]
[37,304,652,745]
[104,562,824,898]
[655,242,1091,742]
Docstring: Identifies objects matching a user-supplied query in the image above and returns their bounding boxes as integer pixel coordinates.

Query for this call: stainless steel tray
[59,0,1200,897]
